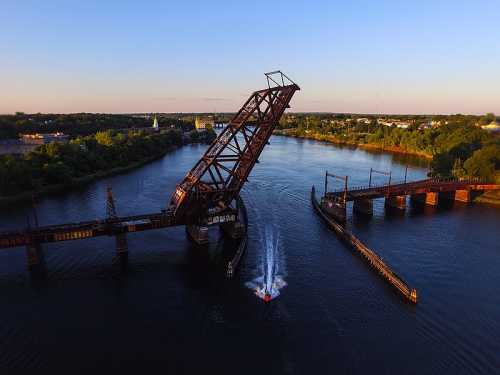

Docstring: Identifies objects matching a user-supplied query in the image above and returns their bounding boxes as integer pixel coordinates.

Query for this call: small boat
[262,291,272,303]
[254,284,275,302]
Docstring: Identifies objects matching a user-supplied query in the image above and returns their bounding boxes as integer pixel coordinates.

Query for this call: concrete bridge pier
[353,199,373,216]
[186,224,209,245]
[454,189,471,203]
[410,192,440,206]
[425,192,440,205]
[385,195,407,210]
[220,220,245,239]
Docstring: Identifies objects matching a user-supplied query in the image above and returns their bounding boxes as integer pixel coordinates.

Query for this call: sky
[1,0,499,115]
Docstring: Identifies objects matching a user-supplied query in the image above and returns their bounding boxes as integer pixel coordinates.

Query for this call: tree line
[279,114,499,181]
[0,113,194,140]
[0,129,185,197]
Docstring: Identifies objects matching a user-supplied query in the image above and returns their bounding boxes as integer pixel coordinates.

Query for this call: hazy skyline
[1,0,499,115]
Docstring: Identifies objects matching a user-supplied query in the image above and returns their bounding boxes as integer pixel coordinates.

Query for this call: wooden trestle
[312,186,418,304]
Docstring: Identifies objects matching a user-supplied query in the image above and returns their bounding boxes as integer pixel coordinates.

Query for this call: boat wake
[246,224,287,302]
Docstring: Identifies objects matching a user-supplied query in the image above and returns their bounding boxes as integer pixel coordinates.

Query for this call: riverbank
[274,129,500,206]
[273,129,433,159]
[0,145,179,206]
[475,190,500,207]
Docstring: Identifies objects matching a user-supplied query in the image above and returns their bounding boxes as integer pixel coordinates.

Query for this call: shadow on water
[13,232,243,294]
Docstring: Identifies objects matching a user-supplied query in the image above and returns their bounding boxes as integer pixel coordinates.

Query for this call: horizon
[1,111,496,117]
[1,1,499,114]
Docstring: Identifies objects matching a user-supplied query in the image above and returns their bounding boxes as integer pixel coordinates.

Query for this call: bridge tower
[169,71,300,243]
[106,187,128,257]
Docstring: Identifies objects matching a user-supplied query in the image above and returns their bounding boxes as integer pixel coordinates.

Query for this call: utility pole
[324,170,328,197]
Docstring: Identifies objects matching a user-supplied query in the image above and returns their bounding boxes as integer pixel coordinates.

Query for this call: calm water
[1,136,499,374]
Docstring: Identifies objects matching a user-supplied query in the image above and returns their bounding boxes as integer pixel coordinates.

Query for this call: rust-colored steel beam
[169,71,300,222]
[0,72,299,250]
[326,178,500,201]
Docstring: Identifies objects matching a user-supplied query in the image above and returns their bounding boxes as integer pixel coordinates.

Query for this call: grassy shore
[0,145,178,206]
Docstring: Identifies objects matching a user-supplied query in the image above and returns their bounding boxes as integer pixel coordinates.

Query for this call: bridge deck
[0,211,178,249]
[327,178,500,201]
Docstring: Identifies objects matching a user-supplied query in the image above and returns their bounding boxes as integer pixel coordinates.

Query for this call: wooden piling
[312,186,417,304]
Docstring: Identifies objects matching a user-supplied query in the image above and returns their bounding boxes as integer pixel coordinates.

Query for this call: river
[1,135,499,374]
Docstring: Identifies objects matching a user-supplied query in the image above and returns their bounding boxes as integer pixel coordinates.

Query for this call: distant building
[356,118,371,124]
[152,115,159,131]
[419,122,433,130]
[481,122,500,132]
[195,117,214,131]
[21,132,69,145]
[396,123,410,129]
[378,120,394,127]
[430,120,441,128]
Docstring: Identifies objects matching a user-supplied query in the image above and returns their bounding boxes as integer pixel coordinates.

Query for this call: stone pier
[385,195,406,210]
[186,224,209,245]
[353,199,373,216]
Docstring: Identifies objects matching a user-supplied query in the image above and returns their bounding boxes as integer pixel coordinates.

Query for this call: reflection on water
[0,137,499,374]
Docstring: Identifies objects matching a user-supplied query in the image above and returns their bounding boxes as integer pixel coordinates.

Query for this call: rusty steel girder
[169,71,300,222]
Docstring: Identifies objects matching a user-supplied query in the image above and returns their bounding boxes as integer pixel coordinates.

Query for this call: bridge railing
[328,179,411,194]
[327,176,490,195]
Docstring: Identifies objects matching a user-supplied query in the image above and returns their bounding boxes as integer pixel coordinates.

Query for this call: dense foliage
[0,113,194,140]
[279,114,499,181]
[0,129,184,196]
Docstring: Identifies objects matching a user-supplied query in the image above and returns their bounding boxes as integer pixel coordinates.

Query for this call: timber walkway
[312,186,418,304]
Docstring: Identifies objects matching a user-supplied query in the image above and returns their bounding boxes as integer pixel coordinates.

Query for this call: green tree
[463,144,500,180]
[43,162,73,184]
[479,113,496,125]
[95,131,115,146]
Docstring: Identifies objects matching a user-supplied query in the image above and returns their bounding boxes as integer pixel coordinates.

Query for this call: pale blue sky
[1,0,499,114]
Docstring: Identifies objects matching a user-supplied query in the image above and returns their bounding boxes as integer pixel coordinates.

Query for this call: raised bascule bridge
[0,71,300,274]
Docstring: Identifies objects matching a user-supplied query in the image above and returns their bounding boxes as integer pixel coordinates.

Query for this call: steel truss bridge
[322,175,500,220]
[327,178,500,202]
[0,71,300,272]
